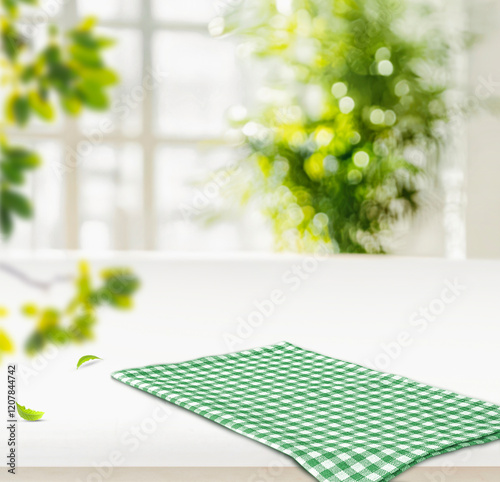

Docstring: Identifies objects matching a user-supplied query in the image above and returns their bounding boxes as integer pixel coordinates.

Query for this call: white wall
[466,0,500,258]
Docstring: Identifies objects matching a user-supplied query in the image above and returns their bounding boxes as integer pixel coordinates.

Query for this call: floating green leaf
[16,402,44,421]
[77,354,101,369]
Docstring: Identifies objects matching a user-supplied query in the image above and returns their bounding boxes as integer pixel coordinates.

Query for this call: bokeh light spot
[227,105,248,122]
[375,47,391,61]
[395,80,410,96]
[323,155,339,173]
[384,110,397,125]
[315,128,334,146]
[331,82,348,98]
[353,151,370,168]
[339,96,355,114]
[208,17,225,37]
[313,212,329,229]
[347,169,362,184]
[378,60,393,76]
[370,108,385,124]
[350,132,361,144]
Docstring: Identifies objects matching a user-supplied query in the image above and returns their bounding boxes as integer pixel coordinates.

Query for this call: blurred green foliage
[223,0,468,253]
[22,261,140,355]
[0,305,14,361]
[0,2,118,237]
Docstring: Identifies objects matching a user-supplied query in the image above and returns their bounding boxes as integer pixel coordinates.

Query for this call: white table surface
[0,254,499,468]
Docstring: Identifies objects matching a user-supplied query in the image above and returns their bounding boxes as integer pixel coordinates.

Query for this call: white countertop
[1,255,499,468]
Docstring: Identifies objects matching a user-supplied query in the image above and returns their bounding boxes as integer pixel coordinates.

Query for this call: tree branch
[0,262,72,291]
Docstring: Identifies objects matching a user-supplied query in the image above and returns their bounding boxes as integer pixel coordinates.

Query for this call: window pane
[2,139,65,251]
[153,31,240,138]
[3,157,33,250]
[15,0,63,22]
[151,0,215,24]
[155,144,234,214]
[33,141,66,250]
[79,143,143,250]
[155,144,243,250]
[79,28,143,137]
[158,220,242,251]
[77,0,141,21]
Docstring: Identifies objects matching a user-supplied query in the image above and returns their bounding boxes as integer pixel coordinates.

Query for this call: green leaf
[1,162,24,184]
[0,329,14,353]
[61,95,83,115]
[1,0,18,15]
[79,67,119,86]
[11,95,31,126]
[16,403,44,421]
[102,270,141,296]
[95,37,116,49]
[69,44,103,68]
[43,44,62,64]
[70,30,101,50]
[20,65,36,83]
[76,81,109,110]
[2,146,41,169]
[24,331,45,355]
[21,303,38,317]
[1,25,25,60]
[70,314,96,341]
[76,354,101,369]
[78,16,98,31]
[0,207,13,237]
[89,270,140,308]
[28,91,55,121]
[46,63,75,90]
[112,295,133,309]
[1,190,33,218]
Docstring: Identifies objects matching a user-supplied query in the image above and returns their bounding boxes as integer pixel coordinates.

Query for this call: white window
[4,0,270,252]
[3,0,473,257]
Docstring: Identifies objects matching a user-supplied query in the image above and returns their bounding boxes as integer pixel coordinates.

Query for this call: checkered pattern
[112,342,500,482]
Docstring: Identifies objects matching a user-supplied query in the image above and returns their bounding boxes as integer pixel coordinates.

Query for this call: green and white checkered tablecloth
[112,342,500,482]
